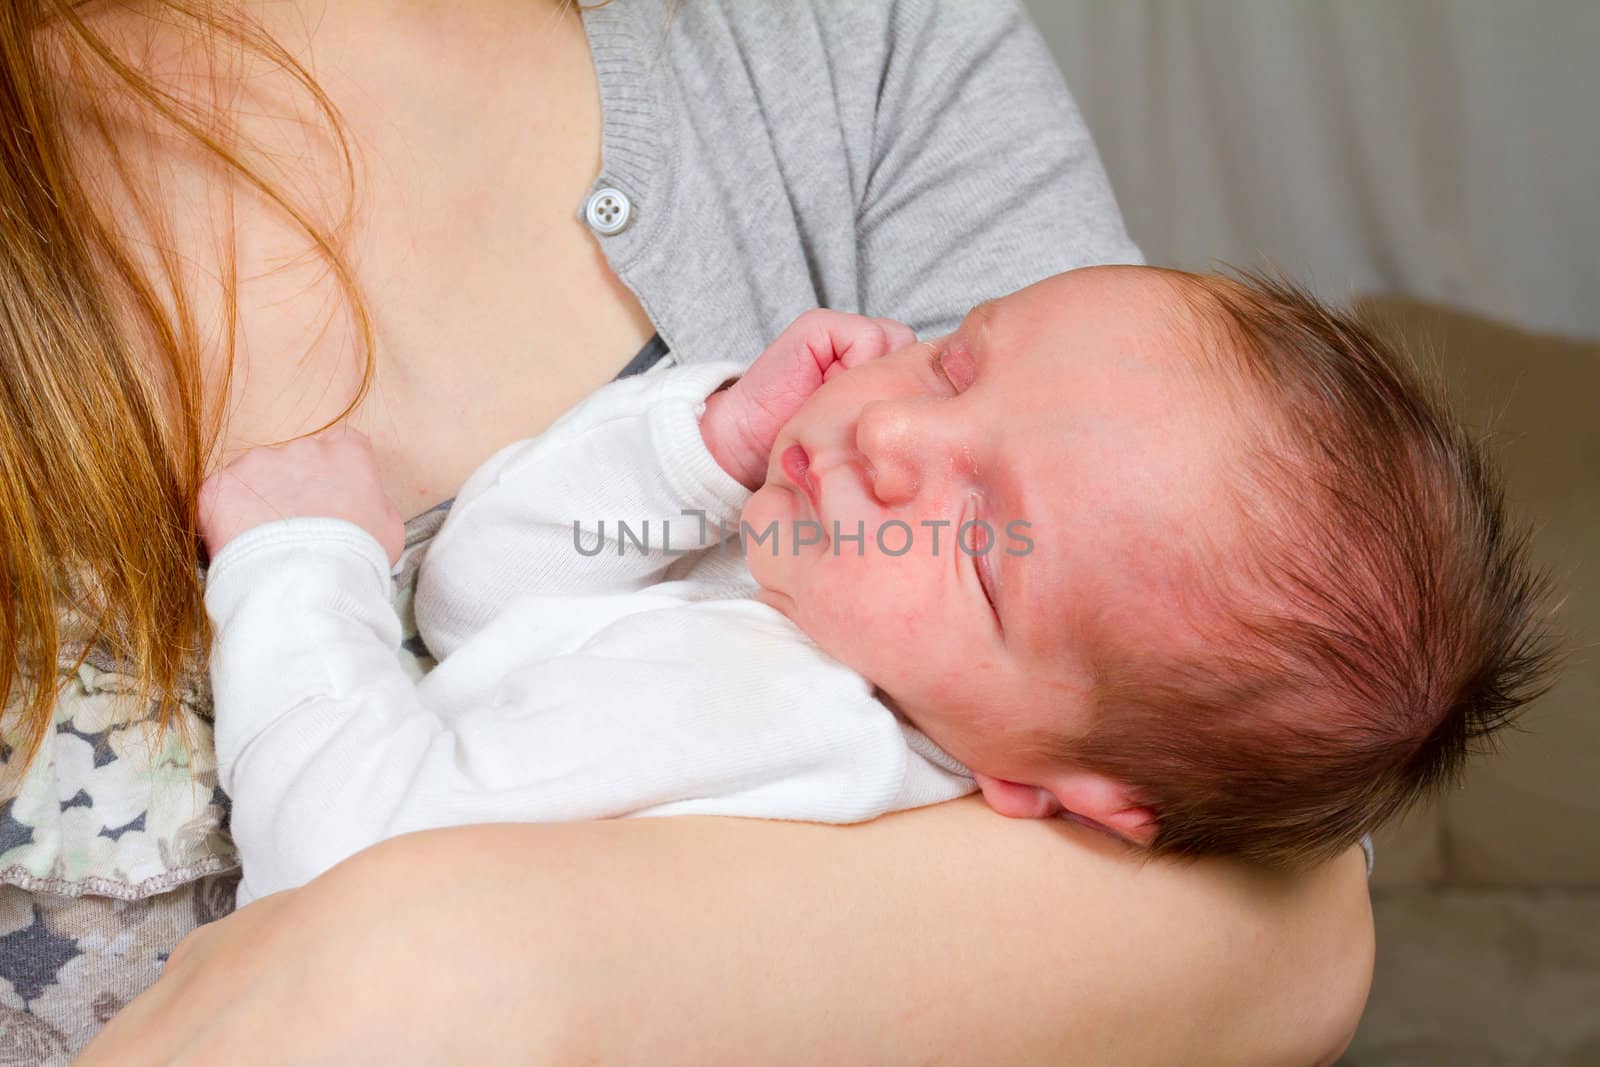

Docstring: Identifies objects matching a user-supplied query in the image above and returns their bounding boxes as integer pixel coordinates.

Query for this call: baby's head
[742,266,1555,867]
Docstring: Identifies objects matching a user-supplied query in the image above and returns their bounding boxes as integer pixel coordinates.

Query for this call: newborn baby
[200,266,1549,904]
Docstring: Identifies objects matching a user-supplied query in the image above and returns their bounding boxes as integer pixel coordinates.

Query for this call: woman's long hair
[0,0,372,777]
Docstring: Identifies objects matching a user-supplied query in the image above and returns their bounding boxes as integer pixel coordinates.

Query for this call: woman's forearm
[80,798,1371,1065]
[339,800,1372,1064]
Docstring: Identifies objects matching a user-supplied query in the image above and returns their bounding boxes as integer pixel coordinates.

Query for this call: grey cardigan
[582,0,1142,367]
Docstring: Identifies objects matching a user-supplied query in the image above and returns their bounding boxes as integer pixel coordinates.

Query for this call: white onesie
[205,361,975,905]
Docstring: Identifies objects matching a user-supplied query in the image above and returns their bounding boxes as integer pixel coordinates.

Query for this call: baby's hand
[702,309,916,487]
[198,426,405,566]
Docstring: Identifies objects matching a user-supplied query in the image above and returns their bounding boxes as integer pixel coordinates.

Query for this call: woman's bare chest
[216,3,653,516]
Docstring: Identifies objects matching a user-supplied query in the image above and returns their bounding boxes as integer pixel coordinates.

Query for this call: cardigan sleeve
[854,0,1145,338]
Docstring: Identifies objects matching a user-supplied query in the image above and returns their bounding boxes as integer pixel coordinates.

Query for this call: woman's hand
[78,800,1372,1066]
[198,426,405,565]
[702,310,916,487]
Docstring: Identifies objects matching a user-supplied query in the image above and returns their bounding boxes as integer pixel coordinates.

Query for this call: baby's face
[742,266,1244,803]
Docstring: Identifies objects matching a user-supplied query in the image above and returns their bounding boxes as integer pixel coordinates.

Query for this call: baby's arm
[413,361,753,657]
[196,431,443,900]
[203,521,439,903]
[418,311,913,657]
[206,525,971,905]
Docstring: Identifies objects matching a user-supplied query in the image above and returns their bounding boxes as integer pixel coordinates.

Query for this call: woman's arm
[80,797,1371,1065]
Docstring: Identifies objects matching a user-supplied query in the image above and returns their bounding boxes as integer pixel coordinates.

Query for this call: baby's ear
[1043,771,1158,847]
[971,773,1159,846]
[973,773,1063,819]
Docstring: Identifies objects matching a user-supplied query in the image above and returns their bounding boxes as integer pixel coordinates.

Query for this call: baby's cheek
[802,564,907,666]
[738,491,783,584]
[863,604,957,691]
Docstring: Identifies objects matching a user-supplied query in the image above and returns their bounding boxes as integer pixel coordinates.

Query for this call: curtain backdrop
[1025,0,1599,339]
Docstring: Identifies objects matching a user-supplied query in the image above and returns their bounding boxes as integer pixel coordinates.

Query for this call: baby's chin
[737,482,808,601]
[751,584,797,620]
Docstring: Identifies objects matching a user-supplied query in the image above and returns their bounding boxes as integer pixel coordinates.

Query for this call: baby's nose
[855,399,929,505]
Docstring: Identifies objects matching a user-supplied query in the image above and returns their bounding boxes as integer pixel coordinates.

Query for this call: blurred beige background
[1023,2,1599,1063]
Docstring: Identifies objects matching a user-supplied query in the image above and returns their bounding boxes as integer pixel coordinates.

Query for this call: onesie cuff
[204,518,395,622]
[646,360,755,529]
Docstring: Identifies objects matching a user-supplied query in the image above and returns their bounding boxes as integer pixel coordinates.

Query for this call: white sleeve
[408,596,977,830]
[206,529,973,904]
[204,519,437,903]
[414,360,752,660]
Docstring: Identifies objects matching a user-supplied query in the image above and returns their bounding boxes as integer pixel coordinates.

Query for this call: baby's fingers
[872,318,918,356]
[835,317,916,370]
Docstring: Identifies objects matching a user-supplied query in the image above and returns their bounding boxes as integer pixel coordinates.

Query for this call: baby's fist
[198,426,405,566]
[703,310,916,487]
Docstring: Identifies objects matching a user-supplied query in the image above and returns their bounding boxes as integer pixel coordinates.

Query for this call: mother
[0,0,1372,1062]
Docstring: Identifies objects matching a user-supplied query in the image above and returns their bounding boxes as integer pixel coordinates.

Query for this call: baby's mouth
[780,443,821,512]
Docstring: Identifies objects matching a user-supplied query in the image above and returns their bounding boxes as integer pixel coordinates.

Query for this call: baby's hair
[1049,270,1560,869]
